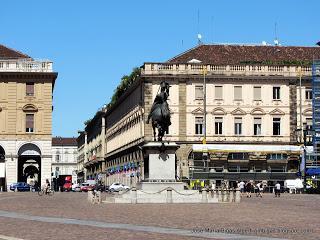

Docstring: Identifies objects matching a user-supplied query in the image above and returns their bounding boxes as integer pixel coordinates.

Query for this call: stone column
[218,189,222,202]
[201,188,208,203]
[131,187,137,204]
[235,190,241,203]
[166,188,173,203]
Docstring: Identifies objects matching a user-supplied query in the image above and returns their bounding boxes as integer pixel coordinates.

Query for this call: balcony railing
[143,63,312,77]
[0,59,53,72]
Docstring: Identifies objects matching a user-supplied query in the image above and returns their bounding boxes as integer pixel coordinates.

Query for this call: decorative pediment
[188,58,202,63]
[269,108,285,115]
[250,108,266,115]
[191,107,204,115]
[303,108,312,116]
[231,108,246,115]
[22,104,38,112]
[212,107,226,115]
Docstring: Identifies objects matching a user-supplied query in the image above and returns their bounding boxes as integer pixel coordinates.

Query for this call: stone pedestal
[103,142,238,204]
[139,142,185,191]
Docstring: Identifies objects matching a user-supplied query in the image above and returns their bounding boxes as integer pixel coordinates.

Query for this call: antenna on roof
[210,16,214,43]
[197,9,202,45]
[274,22,280,46]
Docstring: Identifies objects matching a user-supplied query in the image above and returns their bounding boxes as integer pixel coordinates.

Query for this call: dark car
[10,182,30,192]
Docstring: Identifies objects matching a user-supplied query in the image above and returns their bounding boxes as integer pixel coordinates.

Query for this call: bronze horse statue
[146,81,171,141]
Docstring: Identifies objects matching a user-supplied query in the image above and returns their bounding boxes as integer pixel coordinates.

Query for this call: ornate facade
[78,44,320,188]
[0,44,57,190]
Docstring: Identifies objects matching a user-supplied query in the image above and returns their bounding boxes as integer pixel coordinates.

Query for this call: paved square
[0,192,319,240]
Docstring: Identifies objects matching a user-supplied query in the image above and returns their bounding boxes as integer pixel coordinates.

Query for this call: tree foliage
[108,67,141,107]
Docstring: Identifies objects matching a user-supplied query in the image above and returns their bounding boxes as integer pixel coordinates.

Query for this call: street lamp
[202,67,209,174]
[296,126,315,192]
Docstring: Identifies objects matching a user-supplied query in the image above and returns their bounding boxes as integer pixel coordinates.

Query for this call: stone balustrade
[0,59,53,72]
[143,63,311,77]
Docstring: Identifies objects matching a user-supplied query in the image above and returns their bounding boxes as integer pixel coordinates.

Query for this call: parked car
[109,183,130,192]
[62,176,72,192]
[10,182,30,192]
[72,183,81,192]
[80,183,94,192]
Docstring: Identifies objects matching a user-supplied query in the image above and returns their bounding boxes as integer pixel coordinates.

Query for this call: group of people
[238,181,264,198]
[238,181,282,198]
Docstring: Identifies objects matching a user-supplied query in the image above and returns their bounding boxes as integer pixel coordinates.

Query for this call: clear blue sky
[1,0,319,137]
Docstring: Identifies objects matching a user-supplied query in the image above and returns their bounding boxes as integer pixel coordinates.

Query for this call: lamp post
[296,126,315,192]
[202,67,209,174]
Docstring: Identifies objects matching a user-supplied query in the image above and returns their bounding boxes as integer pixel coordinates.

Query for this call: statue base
[103,142,240,204]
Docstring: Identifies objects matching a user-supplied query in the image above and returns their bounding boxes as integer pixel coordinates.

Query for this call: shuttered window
[215,86,223,100]
[26,83,34,96]
[195,117,203,135]
[26,114,34,133]
[234,117,242,135]
[195,85,203,100]
[253,86,261,100]
[254,118,262,135]
[234,86,242,100]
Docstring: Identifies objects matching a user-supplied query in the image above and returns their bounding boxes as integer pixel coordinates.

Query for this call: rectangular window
[253,86,261,100]
[195,117,203,135]
[26,82,34,96]
[305,89,312,100]
[215,117,223,135]
[254,118,262,136]
[234,86,242,100]
[306,118,313,130]
[234,117,242,135]
[26,114,34,133]
[215,86,223,100]
[273,118,281,135]
[273,87,280,100]
[195,85,203,100]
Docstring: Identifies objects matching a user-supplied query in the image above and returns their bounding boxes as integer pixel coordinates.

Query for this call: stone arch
[17,143,42,184]
[22,104,38,112]
[0,145,5,161]
[303,108,312,116]
[18,143,41,156]
[212,107,226,115]
[250,108,266,115]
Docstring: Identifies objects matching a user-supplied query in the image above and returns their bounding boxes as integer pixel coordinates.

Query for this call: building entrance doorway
[0,145,5,190]
[17,143,41,189]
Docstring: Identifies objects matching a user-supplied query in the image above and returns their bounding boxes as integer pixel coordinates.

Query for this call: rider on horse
[146,81,171,141]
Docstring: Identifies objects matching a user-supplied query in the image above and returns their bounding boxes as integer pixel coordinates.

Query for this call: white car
[72,183,81,192]
[109,183,130,192]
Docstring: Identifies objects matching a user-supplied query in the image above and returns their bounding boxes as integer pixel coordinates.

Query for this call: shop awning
[306,168,320,176]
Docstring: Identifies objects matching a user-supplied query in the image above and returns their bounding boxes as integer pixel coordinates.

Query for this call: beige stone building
[78,44,320,188]
[52,137,78,189]
[0,44,57,190]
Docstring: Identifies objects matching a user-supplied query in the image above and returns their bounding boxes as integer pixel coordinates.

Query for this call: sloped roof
[167,44,320,65]
[0,44,31,59]
[52,137,77,146]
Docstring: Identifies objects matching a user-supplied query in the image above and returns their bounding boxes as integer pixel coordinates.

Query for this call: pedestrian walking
[256,182,263,198]
[275,182,281,197]
[245,181,252,198]
[239,180,245,197]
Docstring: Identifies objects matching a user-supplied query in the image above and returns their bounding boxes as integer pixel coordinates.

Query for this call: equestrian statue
[146,81,171,141]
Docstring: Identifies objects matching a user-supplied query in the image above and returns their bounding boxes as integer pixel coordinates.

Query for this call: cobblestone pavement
[0,192,319,240]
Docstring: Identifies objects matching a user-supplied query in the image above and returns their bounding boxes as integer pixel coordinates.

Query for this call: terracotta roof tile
[52,137,77,146]
[167,44,320,65]
[0,44,31,59]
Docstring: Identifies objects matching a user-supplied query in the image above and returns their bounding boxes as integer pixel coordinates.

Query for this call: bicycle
[38,188,54,196]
